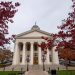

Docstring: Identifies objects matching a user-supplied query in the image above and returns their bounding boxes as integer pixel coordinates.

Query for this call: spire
[31,22,40,30]
[35,22,36,25]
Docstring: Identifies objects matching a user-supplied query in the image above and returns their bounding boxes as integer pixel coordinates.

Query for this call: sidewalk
[25,70,48,75]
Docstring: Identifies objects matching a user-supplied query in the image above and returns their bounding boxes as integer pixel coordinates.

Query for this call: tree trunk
[66,60,68,70]
[68,60,71,65]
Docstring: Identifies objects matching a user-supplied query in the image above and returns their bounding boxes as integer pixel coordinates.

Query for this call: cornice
[15,29,52,39]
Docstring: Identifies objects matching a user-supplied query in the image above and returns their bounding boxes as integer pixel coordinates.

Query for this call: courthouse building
[13,24,59,65]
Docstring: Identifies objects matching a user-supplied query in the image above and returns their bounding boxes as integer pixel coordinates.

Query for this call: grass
[0,70,75,75]
[0,71,20,75]
[57,70,75,75]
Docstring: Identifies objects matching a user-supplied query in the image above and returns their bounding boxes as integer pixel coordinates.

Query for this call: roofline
[16,36,52,39]
[15,29,51,38]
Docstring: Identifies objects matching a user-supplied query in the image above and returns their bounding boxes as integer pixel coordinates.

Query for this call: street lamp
[26,55,30,71]
[41,51,46,71]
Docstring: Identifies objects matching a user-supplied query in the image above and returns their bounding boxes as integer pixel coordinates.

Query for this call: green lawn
[0,71,21,75]
[0,70,75,75]
[57,70,75,75]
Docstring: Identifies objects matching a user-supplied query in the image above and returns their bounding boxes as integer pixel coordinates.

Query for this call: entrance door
[33,42,38,65]
[33,56,38,64]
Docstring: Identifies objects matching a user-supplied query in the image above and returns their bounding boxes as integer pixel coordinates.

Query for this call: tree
[38,35,57,71]
[57,0,75,50]
[38,35,56,54]
[0,49,12,64]
[56,0,75,67]
[0,50,6,64]
[38,0,75,67]
[59,48,75,64]
[0,1,20,49]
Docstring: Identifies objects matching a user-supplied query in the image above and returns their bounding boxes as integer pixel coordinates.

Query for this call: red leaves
[0,41,4,47]
[38,42,47,54]
[15,2,20,7]
[0,33,5,40]
[57,1,75,52]
[58,31,69,38]
[38,35,56,54]
[56,1,75,61]
[0,1,20,48]
[41,36,48,40]
[10,35,16,41]
[59,48,75,60]
[66,19,73,25]
[12,35,16,38]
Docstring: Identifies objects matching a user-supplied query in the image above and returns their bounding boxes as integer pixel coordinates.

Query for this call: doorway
[33,53,38,64]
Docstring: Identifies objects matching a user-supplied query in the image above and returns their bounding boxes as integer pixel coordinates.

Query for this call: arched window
[18,42,23,51]
[26,42,31,51]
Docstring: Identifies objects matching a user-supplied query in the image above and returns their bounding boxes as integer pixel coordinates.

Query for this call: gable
[20,31,50,37]
[16,29,51,39]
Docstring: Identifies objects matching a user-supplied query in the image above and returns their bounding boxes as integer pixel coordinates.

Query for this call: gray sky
[1,0,72,51]
[7,0,72,35]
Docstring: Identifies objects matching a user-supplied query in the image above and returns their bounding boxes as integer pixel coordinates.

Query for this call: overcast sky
[0,0,72,51]
[5,0,72,35]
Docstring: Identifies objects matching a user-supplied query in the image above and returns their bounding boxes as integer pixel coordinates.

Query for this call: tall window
[34,42,38,51]
[26,42,31,51]
[18,42,23,51]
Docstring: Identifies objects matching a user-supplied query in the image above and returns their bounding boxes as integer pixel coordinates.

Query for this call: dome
[31,25,40,30]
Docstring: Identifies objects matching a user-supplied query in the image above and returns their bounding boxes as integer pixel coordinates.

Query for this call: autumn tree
[38,35,56,54]
[0,1,20,49]
[56,0,75,66]
[37,36,55,70]
[57,0,75,50]
[38,0,75,67]
[38,35,57,71]
[0,49,12,64]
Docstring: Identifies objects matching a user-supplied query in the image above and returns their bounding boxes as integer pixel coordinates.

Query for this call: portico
[13,25,59,65]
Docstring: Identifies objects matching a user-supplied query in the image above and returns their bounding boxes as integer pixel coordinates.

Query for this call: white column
[46,49,50,64]
[22,42,26,65]
[38,42,42,65]
[52,46,59,65]
[30,42,33,65]
[13,42,20,65]
[49,50,52,63]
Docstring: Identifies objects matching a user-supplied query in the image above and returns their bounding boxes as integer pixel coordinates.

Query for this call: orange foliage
[59,48,75,60]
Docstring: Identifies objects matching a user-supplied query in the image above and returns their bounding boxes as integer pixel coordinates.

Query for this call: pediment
[20,31,50,37]
[16,30,51,38]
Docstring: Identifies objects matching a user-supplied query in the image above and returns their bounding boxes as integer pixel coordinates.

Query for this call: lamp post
[42,51,46,71]
[26,55,30,71]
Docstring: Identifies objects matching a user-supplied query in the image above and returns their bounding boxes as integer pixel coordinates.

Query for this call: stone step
[25,70,48,75]
[29,65,43,70]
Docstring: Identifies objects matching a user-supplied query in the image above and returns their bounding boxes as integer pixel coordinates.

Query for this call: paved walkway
[25,70,48,75]
[25,65,49,75]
